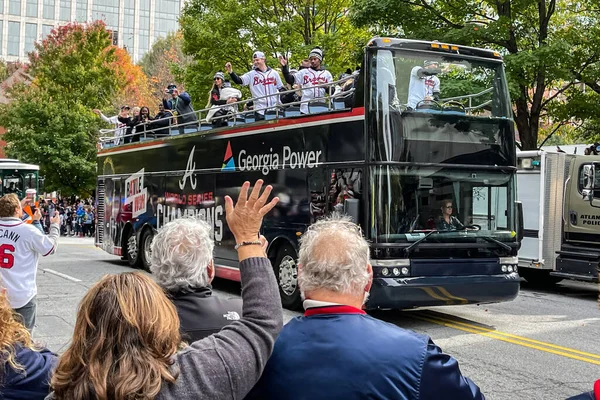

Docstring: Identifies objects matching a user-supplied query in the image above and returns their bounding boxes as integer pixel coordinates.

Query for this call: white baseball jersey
[290,68,334,114]
[0,218,59,308]
[239,67,284,115]
[407,66,440,109]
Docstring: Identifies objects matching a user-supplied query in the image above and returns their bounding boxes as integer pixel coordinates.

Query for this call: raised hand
[278,56,288,67]
[224,180,279,243]
[225,62,233,74]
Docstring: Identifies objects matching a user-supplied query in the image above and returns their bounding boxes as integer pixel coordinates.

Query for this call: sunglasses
[444,206,453,209]
[214,78,222,81]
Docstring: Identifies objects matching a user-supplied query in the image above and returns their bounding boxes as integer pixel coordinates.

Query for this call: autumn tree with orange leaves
[0,21,153,195]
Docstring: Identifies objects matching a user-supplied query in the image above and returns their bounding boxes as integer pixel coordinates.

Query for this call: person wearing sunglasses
[436,200,465,231]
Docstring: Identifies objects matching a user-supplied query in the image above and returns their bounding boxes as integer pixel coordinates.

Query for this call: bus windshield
[369,49,515,166]
[370,165,516,244]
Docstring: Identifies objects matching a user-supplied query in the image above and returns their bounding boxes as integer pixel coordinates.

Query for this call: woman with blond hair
[0,283,57,399]
[48,180,282,400]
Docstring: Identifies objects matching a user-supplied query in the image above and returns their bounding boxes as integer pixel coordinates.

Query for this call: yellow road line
[436,287,468,304]
[424,314,600,360]
[414,315,600,366]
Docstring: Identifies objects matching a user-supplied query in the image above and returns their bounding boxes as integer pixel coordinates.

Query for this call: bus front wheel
[274,244,302,310]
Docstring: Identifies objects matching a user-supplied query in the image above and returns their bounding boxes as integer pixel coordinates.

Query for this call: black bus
[96,38,522,310]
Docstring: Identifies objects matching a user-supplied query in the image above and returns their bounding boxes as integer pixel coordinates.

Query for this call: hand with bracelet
[225,180,279,261]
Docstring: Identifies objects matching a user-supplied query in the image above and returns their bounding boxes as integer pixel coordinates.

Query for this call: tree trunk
[514,97,537,150]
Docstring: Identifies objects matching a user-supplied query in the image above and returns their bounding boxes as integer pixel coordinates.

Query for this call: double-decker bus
[96,38,522,310]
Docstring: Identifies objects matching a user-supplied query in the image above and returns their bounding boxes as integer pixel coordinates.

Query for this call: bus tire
[125,229,143,269]
[139,229,154,272]
[273,243,302,310]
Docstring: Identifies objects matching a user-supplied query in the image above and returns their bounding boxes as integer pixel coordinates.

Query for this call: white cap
[253,51,265,59]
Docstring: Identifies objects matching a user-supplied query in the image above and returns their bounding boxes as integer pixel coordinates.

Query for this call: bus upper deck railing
[97,76,357,149]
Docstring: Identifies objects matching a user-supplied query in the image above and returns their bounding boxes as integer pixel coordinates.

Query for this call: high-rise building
[0,0,183,63]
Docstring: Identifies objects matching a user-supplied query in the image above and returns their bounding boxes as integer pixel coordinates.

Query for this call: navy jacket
[566,380,599,400]
[1,345,57,399]
[245,305,484,400]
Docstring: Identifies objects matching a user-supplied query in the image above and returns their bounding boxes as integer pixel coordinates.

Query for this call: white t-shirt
[239,68,284,115]
[0,218,58,308]
[289,68,334,114]
[407,66,440,109]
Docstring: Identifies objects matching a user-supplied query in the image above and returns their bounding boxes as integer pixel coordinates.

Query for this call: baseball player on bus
[280,47,334,114]
[225,51,285,120]
[0,194,59,333]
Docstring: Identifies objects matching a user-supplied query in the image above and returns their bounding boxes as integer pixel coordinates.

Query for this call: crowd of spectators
[33,198,95,237]
[2,200,597,397]
[96,47,359,145]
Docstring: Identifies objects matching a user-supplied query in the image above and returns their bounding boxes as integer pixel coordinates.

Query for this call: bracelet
[234,241,262,250]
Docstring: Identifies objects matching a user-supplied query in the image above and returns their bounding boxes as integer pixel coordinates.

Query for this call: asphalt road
[34,237,600,400]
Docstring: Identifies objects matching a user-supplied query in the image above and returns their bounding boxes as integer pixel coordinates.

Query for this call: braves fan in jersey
[280,47,334,114]
[225,51,284,119]
[407,60,441,110]
[0,194,59,333]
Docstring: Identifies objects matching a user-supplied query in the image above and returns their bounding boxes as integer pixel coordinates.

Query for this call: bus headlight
[381,268,390,277]
[501,265,508,273]
[392,268,400,276]
[507,265,513,272]
[401,267,410,276]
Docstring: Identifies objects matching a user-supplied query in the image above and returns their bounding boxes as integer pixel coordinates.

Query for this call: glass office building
[0,0,182,62]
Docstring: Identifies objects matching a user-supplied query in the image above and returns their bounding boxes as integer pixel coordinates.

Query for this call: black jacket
[168,286,243,343]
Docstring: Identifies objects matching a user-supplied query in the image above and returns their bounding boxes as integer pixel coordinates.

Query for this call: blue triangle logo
[222,158,235,171]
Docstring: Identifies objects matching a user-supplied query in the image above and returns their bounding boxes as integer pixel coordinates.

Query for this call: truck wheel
[139,229,154,272]
[126,230,143,269]
[273,244,302,310]
[520,269,563,287]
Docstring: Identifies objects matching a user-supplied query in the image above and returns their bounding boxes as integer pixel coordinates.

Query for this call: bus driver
[407,60,441,110]
[436,200,465,231]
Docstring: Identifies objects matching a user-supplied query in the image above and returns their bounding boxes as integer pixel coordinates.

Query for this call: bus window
[327,169,362,217]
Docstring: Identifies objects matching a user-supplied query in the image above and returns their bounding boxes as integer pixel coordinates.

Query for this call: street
[35,237,600,400]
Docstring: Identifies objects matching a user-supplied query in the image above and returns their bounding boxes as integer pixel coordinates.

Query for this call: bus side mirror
[344,198,360,224]
[515,201,524,245]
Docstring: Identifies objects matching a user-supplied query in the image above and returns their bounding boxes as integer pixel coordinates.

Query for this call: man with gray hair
[245,214,484,400]
[150,217,243,342]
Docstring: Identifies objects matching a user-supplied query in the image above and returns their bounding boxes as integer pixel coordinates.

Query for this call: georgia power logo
[221,140,322,175]
[222,142,235,172]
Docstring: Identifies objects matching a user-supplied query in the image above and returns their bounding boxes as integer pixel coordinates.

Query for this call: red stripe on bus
[215,265,241,282]
[98,107,365,155]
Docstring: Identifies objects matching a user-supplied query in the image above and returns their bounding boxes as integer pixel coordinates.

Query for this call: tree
[179,0,371,106]
[0,21,153,196]
[139,32,191,102]
[350,0,600,149]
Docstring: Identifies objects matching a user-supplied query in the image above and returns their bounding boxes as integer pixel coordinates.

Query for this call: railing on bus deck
[97,76,357,149]
[439,87,494,114]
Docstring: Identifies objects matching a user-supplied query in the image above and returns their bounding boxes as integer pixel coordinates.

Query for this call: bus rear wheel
[274,244,302,310]
[126,230,143,269]
[139,229,154,272]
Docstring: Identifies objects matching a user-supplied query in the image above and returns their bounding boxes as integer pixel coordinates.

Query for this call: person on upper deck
[407,60,441,110]
[207,72,241,126]
[244,214,484,400]
[163,84,199,135]
[436,200,465,231]
[225,51,284,120]
[93,106,129,145]
[279,47,333,114]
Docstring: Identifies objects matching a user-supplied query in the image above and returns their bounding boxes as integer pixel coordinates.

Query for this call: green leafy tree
[350,0,600,149]
[180,0,371,106]
[0,21,152,196]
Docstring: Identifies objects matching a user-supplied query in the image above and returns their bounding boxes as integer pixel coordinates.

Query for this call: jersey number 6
[0,244,15,269]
